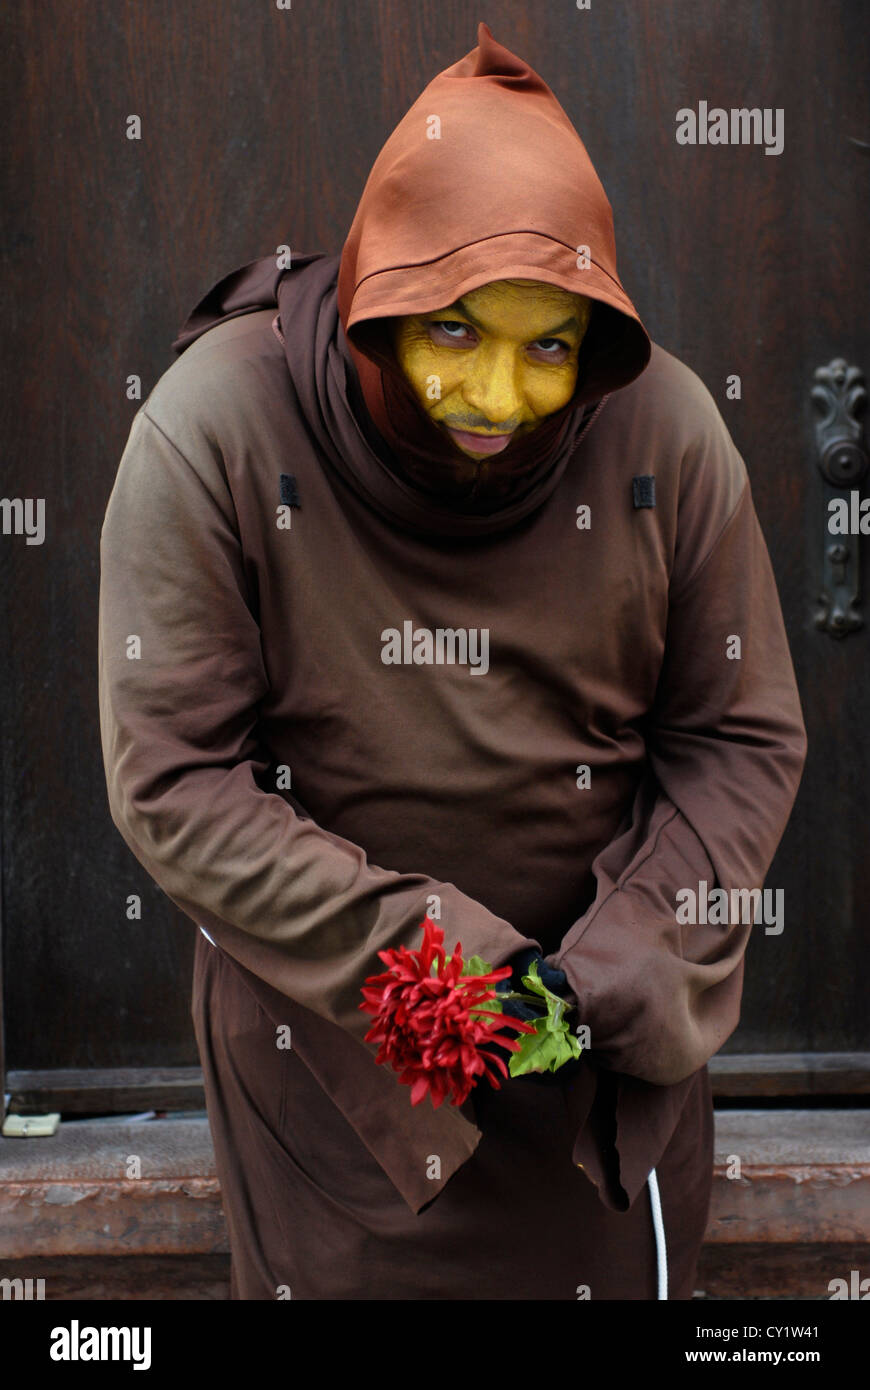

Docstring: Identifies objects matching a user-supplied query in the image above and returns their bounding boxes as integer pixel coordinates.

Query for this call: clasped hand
[494,947,584,1084]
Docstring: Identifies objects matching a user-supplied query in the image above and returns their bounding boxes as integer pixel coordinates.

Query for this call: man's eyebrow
[430,298,583,337]
[535,315,583,337]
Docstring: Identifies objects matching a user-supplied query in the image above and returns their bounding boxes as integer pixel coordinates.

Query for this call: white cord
[647,1167,668,1300]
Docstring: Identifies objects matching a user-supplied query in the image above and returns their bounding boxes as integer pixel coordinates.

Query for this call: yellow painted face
[390,279,592,460]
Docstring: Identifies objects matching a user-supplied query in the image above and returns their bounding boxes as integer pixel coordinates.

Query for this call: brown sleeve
[98,408,538,1048]
[553,479,807,1088]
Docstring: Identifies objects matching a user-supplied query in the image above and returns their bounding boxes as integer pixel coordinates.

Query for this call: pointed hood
[337,20,650,503]
[172,22,651,538]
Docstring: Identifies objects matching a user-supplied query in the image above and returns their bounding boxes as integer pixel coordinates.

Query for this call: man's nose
[460,344,523,426]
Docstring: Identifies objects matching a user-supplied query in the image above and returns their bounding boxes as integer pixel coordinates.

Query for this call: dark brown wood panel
[6,1067,206,1114]
[6,1053,870,1116]
[2,1,868,1083]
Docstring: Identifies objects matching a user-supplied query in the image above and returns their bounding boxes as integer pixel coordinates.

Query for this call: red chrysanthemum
[359,915,535,1109]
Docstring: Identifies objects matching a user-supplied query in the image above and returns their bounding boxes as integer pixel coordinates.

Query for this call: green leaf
[468,1000,504,1021]
[462,955,506,1018]
[520,959,548,998]
[463,955,495,977]
[507,961,583,1075]
[520,959,566,1010]
[509,1018,582,1076]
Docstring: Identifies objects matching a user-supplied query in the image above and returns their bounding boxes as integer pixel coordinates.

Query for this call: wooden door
[2,0,868,1114]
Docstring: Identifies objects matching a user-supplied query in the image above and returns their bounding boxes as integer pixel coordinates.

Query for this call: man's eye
[533,338,570,354]
[430,320,473,339]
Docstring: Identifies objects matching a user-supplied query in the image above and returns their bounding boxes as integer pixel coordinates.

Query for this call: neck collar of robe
[173,250,616,541]
[277,254,609,541]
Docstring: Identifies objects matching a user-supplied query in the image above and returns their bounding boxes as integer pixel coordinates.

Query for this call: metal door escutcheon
[811,358,868,636]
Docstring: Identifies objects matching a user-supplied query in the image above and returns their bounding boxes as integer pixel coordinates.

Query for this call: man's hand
[495,946,569,1018]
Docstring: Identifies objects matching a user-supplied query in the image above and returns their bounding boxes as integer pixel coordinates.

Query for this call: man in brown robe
[98,23,807,1299]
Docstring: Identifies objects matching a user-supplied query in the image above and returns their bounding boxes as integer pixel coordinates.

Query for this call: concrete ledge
[0,1117,227,1259]
[709,1111,870,1244]
[0,1110,868,1261]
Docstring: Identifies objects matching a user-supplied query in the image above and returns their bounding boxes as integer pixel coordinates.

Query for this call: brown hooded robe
[98,24,807,1300]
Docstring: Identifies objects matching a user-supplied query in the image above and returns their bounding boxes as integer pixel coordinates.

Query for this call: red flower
[359,915,535,1109]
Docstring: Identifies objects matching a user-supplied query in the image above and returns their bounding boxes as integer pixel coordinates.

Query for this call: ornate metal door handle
[811,358,868,636]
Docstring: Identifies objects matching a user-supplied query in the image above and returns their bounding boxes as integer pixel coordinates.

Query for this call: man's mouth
[445,427,515,456]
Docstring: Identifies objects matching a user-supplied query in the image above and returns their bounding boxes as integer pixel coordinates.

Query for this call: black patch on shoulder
[279,473,301,508]
[632,475,656,509]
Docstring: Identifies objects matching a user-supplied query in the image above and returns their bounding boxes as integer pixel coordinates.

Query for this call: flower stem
[499,989,574,1011]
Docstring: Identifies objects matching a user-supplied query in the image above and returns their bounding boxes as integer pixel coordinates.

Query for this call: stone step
[0,1110,867,1298]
